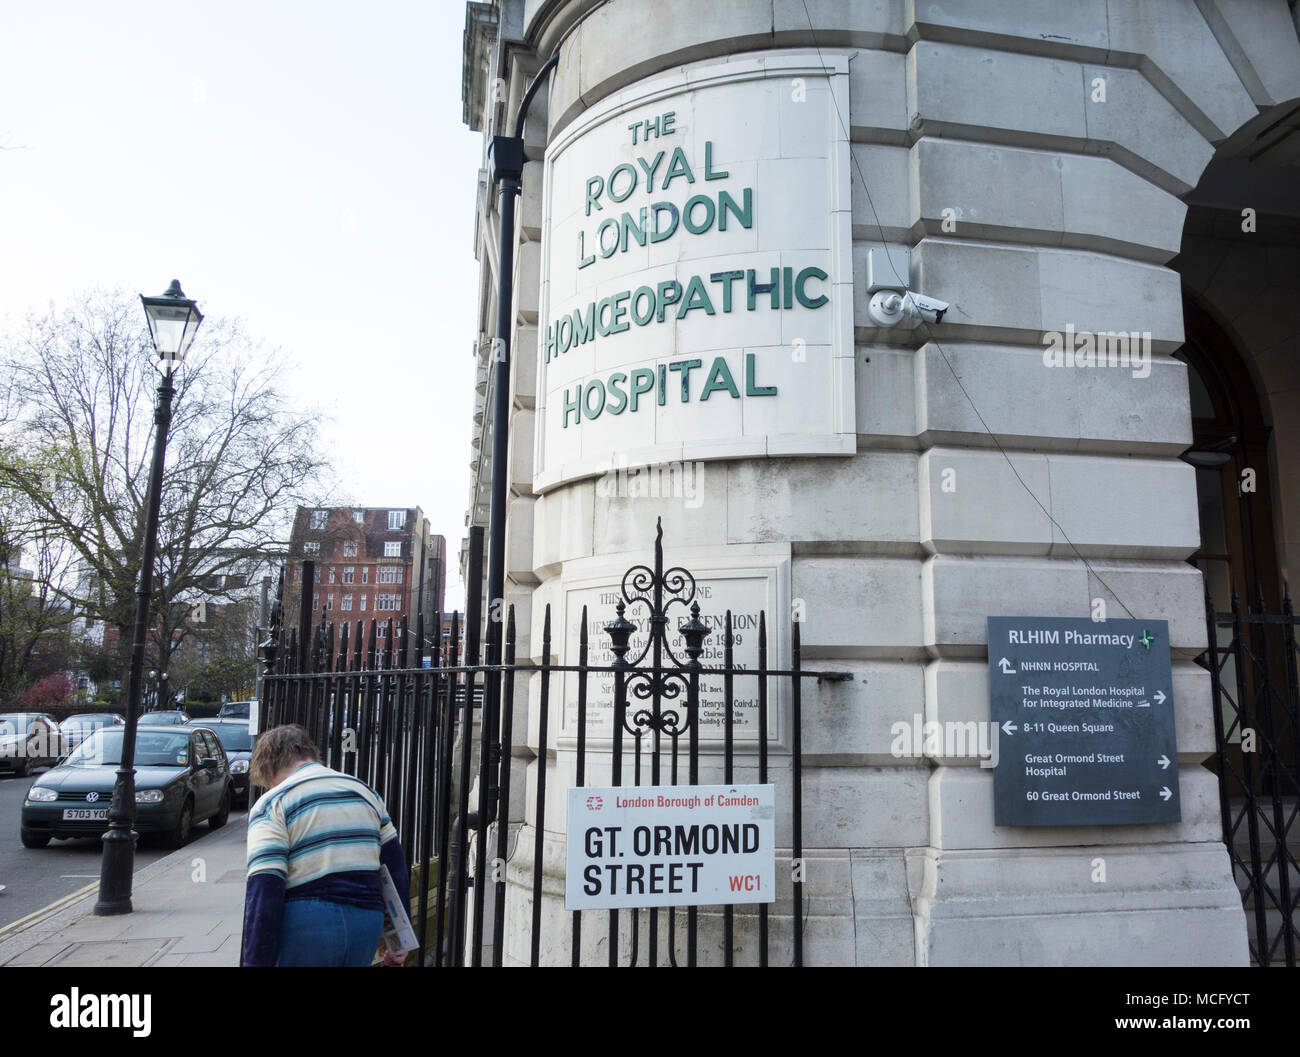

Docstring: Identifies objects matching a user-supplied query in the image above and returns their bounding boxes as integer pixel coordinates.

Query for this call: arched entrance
[1180,295,1283,612]
[1176,111,1300,965]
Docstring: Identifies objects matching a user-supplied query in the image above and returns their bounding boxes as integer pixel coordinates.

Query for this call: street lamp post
[472,54,559,961]
[95,279,203,916]
[483,50,558,690]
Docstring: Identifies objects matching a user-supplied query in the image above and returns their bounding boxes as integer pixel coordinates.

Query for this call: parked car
[218,699,253,720]
[58,713,126,754]
[138,709,191,726]
[21,725,234,849]
[188,719,254,805]
[0,712,62,776]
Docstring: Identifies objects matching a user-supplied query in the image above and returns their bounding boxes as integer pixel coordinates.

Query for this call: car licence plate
[61,808,108,821]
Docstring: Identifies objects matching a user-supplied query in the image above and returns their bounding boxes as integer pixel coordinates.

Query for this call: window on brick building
[343,540,357,557]
[310,510,328,530]
[377,594,397,611]
[362,567,368,584]
[379,566,398,584]
[342,567,354,584]
[361,595,367,610]
[329,567,336,583]
[387,510,405,530]
[304,541,320,556]
[353,509,364,524]
[384,541,401,558]
[342,594,353,611]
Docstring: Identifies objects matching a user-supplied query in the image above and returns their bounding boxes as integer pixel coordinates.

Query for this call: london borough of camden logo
[586,795,603,811]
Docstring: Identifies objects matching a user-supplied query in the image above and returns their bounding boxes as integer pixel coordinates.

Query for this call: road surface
[0,769,174,928]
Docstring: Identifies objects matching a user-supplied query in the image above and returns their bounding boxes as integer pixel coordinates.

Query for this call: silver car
[58,713,126,755]
[0,713,62,777]
[137,709,191,726]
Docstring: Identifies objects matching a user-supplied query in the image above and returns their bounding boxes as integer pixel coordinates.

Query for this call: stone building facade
[460,0,1300,965]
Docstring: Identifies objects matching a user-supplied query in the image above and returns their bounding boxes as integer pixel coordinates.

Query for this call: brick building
[287,506,446,663]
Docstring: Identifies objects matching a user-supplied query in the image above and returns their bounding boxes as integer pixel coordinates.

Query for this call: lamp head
[140,279,203,363]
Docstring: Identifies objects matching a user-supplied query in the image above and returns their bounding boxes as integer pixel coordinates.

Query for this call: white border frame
[534,50,856,494]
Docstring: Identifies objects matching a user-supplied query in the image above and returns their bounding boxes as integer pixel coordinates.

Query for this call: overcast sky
[0,1,483,609]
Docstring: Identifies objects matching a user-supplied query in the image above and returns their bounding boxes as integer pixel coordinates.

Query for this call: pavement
[0,813,247,968]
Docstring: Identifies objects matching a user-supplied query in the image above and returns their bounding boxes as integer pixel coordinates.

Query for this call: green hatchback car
[21,725,234,849]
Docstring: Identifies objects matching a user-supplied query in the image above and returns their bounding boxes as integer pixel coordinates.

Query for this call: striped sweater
[247,762,397,884]
[241,761,409,967]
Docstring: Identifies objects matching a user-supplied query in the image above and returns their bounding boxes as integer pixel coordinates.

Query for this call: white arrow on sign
[1002,721,1018,736]
[1157,754,1170,769]
[1159,786,1173,801]
[1153,690,1166,705]
[998,657,1016,675]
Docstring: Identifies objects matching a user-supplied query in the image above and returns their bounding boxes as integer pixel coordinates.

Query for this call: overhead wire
[798,0,1138,619]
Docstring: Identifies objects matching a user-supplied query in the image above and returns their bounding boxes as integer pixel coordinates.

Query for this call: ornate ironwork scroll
[604,517,711,740]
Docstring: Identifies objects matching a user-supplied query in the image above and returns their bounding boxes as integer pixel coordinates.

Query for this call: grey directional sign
[987,616,1179,827]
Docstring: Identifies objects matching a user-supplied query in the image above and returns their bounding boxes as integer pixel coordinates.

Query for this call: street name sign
[565,784,775,910]
[987,617,1179,826]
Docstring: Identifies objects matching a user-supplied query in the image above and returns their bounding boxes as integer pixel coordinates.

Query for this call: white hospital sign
[565,784,776,910]
[536,54,855,492]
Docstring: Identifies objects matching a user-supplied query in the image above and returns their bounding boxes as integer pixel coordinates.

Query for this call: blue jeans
[276,898,384,967]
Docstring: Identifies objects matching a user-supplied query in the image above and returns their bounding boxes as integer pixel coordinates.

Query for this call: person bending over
[241,724,409,967]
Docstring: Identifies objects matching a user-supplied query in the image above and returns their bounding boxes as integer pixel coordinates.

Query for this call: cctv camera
[903,292,949,325]
[866,289,950,328]
[864,248,948,328]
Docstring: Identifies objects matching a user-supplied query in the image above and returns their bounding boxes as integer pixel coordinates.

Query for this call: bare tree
[1,289,333,685]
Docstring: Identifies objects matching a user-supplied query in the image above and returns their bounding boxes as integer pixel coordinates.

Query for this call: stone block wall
[463,0,1300,965]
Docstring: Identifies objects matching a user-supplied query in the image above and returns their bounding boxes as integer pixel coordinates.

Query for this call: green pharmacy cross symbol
[1138,629,1155,649]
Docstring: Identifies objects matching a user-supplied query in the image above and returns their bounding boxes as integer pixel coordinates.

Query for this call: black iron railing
[258,521,832,966]
[1202,583,1300,967]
